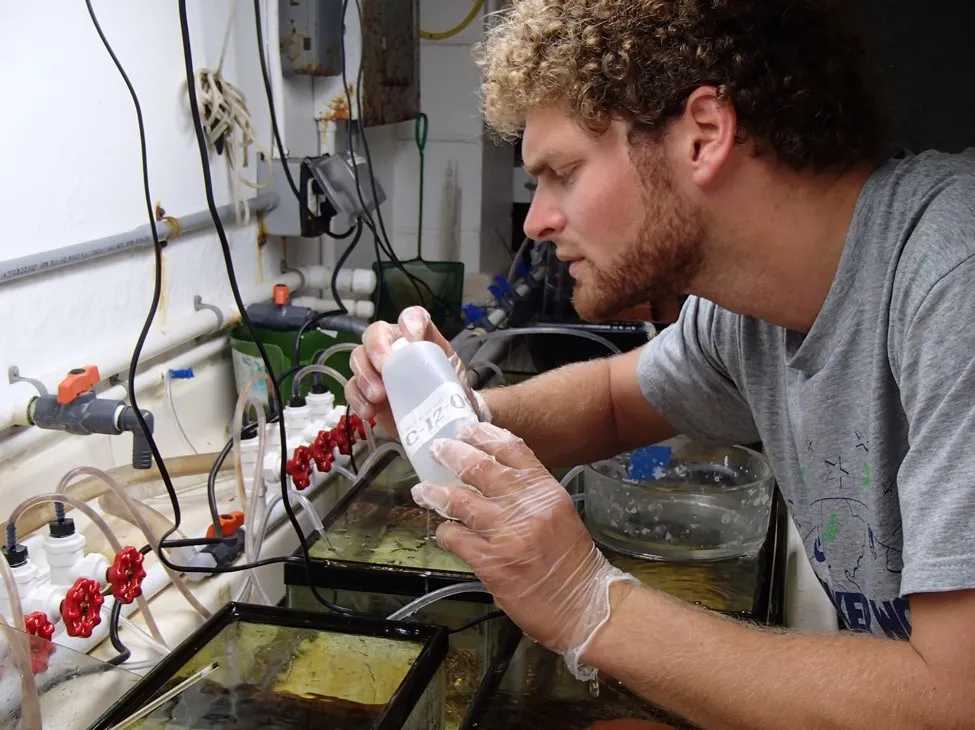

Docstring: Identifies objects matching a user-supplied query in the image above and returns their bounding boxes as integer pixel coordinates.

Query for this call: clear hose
[354,441,405,478]
[118,614,170,656]
[0,540,26,634]
[235,490,330,604]
[15,453,226,538]
[6,493,172,644]
[469,360,506,385]
[292,363,348,398]
[316,342,357,367]
[386,581,491,621]
[477,326,621,355]
[233,372,272,512]
[56,467,209,621]
[560,466,585,490]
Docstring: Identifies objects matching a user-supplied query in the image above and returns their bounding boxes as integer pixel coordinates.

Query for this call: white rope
[193,0,273,224]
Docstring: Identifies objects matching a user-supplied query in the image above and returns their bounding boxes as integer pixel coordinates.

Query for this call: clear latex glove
[412,422,638,681]
[345,306,490,434]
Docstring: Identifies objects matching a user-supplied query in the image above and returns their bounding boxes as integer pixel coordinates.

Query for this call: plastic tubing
[56,467,209,621]
[5,493,170,642]
[386,582,491,621]
[0,609,41,730]
[469,359,506,385]
[0,536,27,633]
[476,326,621,356]
[560,466,585,490]
[15,453,225,539]
[316,342,357,367]
[354,441,405,478]
[235,489,330,605]
[292,363,348,398]
[233,372,272,512]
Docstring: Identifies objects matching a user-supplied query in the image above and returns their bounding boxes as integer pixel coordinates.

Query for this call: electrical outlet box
[279,0,344,77]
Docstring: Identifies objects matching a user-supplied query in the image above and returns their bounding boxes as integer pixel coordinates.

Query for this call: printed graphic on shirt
[798,429,911,640]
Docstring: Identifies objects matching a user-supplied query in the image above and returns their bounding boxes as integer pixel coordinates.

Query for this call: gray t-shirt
[637,149,975,640]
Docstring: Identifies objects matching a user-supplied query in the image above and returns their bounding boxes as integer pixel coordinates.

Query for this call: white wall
[0,0,280,385]
[0,1,284,503]
[0,0,511,504]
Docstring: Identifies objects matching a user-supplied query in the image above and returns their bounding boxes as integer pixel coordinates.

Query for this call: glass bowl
[583,439,774,561]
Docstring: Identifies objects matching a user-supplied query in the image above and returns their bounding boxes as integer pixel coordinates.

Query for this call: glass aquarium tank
[584,439,775,561]
[285,451,521,730]
[473,637,694,730]
[89,603,449,730]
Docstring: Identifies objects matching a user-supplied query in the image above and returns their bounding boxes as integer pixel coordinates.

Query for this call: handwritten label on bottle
[397,382,476,458]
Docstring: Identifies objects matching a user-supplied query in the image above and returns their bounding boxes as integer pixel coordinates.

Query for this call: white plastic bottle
[382,338,479,485]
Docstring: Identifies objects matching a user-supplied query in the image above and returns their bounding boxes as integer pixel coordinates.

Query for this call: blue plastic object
[492,275,515,295]
[167,368,195,379]
[488,284,504,300]
[627,445,673,481]
[515,261,532,279]
[462,303,487,326]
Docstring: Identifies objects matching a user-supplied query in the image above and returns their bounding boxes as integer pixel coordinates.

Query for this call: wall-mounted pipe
[2,264,316,432]
[0,337,229,464]
[0,192,280,286]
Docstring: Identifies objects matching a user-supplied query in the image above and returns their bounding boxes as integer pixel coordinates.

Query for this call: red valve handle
[283,415,372,491]
[287,446,313,490]
[61,577,104,638]
[107,546,147,605]
[24,611,57,674]
[24,611,54,641]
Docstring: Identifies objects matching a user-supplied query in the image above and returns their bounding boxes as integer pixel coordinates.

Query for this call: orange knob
[57,366,101,405]
[273,284,289,306]
[206,511,245,539]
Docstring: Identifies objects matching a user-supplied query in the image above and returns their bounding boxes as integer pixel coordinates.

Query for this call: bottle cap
[391,338,409,353]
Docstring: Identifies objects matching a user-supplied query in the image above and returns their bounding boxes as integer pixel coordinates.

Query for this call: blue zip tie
[168,368,195,379]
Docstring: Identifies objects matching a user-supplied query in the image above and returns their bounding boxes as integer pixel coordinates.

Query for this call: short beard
[572,142,704,321]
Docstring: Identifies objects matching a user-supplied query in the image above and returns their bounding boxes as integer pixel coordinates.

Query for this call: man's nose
[523,190,566,241]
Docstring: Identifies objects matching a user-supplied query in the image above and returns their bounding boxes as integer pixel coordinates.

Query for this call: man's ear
[674,86,738,187]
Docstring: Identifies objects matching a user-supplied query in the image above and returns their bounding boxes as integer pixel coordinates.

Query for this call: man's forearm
[481,358,620,468]
[585,585,964,729]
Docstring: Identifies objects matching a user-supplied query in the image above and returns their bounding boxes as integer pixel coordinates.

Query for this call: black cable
[254,0,358,245]
[290,221,363,375]
[448,608,506,635]
[176,0,361,616]
[83,0,199,535]
[337,0,443,313]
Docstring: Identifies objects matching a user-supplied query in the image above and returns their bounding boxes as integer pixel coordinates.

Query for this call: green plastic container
[230,323,357,409]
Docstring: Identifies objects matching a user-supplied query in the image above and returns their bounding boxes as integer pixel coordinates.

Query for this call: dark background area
[848,0,975,155]
[511,0,975,247]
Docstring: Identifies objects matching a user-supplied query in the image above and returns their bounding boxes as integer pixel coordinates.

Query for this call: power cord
[177,0,363,616]
[83,0,190,538]
[106,545,151,666]
[338,0,446,314]
[253,0,353,244]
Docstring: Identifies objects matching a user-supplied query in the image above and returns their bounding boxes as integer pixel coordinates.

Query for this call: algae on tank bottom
[131,621,428,729]
[312,462,473,574]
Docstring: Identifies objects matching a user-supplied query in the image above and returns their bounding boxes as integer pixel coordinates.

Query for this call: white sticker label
[397,382,477,458]
[231,349,270,406]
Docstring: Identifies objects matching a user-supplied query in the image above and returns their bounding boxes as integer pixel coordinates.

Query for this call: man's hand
[412,421,638,681]
[345,306,484,435]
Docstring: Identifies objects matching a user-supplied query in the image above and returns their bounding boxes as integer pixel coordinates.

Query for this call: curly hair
[475,0,883,171]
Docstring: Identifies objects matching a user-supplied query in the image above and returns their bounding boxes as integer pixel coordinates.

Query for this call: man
[347,0,975,726]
